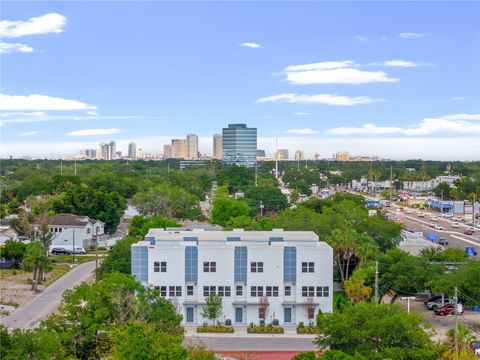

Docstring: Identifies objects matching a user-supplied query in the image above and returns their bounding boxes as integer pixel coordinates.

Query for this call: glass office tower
[222,124,257,167]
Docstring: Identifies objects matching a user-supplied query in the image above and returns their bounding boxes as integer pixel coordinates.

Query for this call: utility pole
[60,160,63,175]
[390,164,393,202]
[375,260,379,303]
[95,228,99,281]
[473,193,476,229]
[454,285,458,356]
[255,165,258,186]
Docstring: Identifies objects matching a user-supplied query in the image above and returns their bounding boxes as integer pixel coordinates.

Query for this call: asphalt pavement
[1,261,96,330]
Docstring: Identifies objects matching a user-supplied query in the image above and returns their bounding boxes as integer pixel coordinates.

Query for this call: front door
[235,307,243,323]
[186,307,194,323]
[284,307,292,323]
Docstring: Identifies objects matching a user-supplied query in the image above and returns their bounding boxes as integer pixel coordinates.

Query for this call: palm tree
[443,323,476,359]
[23,242,52,292]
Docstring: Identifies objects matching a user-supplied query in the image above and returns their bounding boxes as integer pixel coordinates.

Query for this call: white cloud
[294,112,311,116]
[239,42,261,48]
[451,97,465,101]
[355,35,368,42]
[326,124,402,135]
[256,93,382,106]
[283,61,398,85]
[85,111,98,116]
[0,94,97,111]
[66,128,123,137]
[0,42,33,53]
[1,111,45,117]
[19,131,39,136]
[383,60,421,67]
[399,32,425,39]
[326,114,480,136]
[0,13,66,38]
[286,128,319,135]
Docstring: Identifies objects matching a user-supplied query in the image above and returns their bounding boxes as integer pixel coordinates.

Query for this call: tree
[357,215,402,252]
[244,185,288,215]
[23,242,52,292]
[216,166,254,190]
[449,188,459,202]
[290,189,300,204]
[10,210,35,239]
[442,323,477,360]
[128,215,179,237]
[343,267,374,304]
[433,182,452,199]
[7,198,21,214]
[201,293,223,325]
[0,239,27,267]
[36,210,54,250]
[110,321,186,360]
[315,302,439,359]
[96,236,139,279]
[210,197,249,227]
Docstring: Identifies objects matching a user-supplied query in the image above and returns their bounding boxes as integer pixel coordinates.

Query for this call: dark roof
[48,214,103,227]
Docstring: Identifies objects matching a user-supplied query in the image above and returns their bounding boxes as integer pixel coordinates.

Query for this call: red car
[434,304,464,316]
[464,229,474,235]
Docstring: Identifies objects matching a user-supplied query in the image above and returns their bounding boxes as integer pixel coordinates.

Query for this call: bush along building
[132,229,333,326]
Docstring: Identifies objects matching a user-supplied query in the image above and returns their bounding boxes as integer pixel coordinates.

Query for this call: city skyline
[0,2,479,160]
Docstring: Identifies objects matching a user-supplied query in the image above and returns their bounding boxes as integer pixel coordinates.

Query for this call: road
[1,261,96,330]
[184,335,316,351]
[383,205,480,255]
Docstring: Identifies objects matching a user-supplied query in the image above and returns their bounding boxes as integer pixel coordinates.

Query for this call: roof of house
[48,214,103,227]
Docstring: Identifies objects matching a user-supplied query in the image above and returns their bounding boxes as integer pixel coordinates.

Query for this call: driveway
[1,261,96,330]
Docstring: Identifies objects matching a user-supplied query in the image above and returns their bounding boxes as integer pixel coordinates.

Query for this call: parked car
[51,247,72,255]
[429,223,436,228]
[451,222,460,228]
[438,237,449,246]
[452,217,460,222]
[424,295,442,305]
[426,298,453,310]
[73,247,86,254]
[434,304,463,316]
[471,341,480,355]
[464,229,475,235]
[434,224,444,230]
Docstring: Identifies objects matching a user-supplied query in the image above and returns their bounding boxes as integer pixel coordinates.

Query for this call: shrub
[297,325,320,334]
[197,325,234,333]
[247,324,284,334]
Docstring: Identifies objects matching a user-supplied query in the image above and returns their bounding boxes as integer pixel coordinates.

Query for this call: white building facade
[132,229,333,326]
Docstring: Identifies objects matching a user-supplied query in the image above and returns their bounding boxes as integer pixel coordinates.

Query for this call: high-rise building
[186,134,199,160]
[294,150,304,161]
[171,139,188,159]
[136,148,144,160]
[128,142,137,160]
[222,123,257,167]
[336,151,350,161]
[213,134,223,160]
[275,149,289,160]
[163,144,172,159]
[256,149,266,157]
[109,141,116,160]
[314,153,321,161]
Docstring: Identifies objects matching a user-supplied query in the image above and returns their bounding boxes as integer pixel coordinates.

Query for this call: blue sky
[1,1,479,159]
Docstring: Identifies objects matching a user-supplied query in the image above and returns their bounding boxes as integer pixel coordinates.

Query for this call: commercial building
[275,149,289,160]
[186,134,199,160]
[163,145,172,159]
[128,142,137,160]
[132,229,333,326]
[335,151,349,161]
[98,141,116,160]
[294,150,304,161]
[171,139,188,159]
[222,124,257,168]
[314,154,321,161]
[213,134,223,160]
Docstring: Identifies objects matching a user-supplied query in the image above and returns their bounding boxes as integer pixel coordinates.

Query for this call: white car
[431,217,439,222]
[451,222,460,228]
[452,217,460,222]
[426,298,453,310]
[418,212,425,218]
[434,224,444,230]
[441,213,452,218]
[405,209,412,214]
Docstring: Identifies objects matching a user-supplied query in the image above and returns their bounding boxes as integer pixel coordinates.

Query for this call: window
[302,262,314,273]
[203,262,216,273]
[308,307,315,319]
[160,262,167,272]
[87,228,91,234]
[218,286,225,297]
[187,285,194,296]
[266,286,279,297]
[259,307,266,320]
[154,261,160,272]
[175,286,181,297]
[169,286,175,296]
[251,286,263,297]
[302,286,315,297]
[225,286,231,297]
[317,286,329,297]
[203,286,216,296]
[250,262,264,273]
[285,286,291,296]
[236,285,243,296]
[160,286,167,297]
[59,228,62,233]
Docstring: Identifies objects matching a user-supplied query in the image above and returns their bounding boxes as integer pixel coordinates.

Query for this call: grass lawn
[49,255,97,264]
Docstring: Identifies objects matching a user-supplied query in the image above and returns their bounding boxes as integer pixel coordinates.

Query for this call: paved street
[1,261,96,330]
[184,334,317,351]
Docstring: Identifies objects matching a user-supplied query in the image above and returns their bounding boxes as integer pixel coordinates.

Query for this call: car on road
[431,217,439,222]
[429,223,436,228]
[51,247,72,255]
[426,298,453,310]
[441,213,453,218]
[464,229,475,235]
[418,212,425,218]
[452,217,460,222]
[73,247,86,254]
[451,222,460,228]
[434,304,463,316]
[434,224,444,230]
[405,209,413,214]
[471,341,480,355]
[438,237,449,245]
[466,221,474,227]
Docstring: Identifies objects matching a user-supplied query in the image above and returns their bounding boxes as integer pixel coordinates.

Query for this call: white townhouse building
[131,229,333,326]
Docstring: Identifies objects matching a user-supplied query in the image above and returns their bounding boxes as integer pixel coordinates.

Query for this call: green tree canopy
[210,197,249,227]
